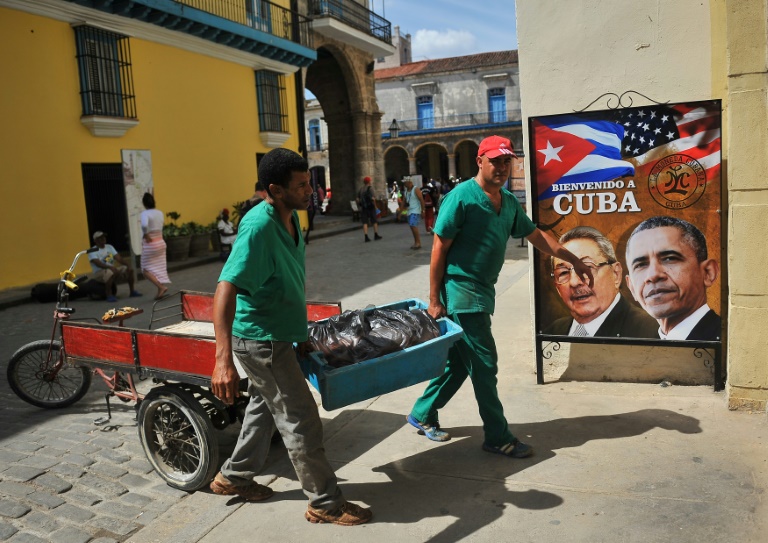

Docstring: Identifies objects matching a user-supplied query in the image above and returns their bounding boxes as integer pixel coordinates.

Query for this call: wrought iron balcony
[381,112,520,137]
[308,0,391,44]
[308,0,394,57]
[62,0,315,67]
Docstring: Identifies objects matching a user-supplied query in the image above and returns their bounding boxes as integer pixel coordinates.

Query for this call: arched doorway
[454,140,480,181]
[384,146,409,185]
[415,143,448,182]
[305,45,384,215]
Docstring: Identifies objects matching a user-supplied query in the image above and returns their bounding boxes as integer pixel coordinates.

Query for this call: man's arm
[113,253,132,269]
[526,228,595,287]
[428,235,454,319]
[212,281,241,405]
[416,188,425,213]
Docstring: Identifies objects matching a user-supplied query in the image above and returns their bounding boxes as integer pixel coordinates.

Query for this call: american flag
[616,102,721,180]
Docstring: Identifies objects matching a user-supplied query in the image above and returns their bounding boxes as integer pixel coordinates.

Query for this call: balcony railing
[382,112,517,135]
[174,0,313,48]
[308,0,392,44]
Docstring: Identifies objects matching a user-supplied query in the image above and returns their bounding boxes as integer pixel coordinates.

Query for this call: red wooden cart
[57,291,341,491]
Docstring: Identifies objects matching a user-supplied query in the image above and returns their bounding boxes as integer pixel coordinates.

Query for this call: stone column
[447,154,456,179]
[408,156,417,175]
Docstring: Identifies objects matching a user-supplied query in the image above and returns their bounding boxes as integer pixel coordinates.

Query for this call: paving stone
[50,503,95,523]
[118,493,152,507]
[0,451,27,465]
[0,521,18,541]
[39,437,80,450]
[23,511,60,533]
[44,429,89,443]
[88,515,139,537]
[25,491,65,510]
[59,454,95,468]
[67,442,101,456]
[7,532,47,543]
[0,481,33,498]
[148,483,188,498]
[0,466,43,483]
[87,463,128,480]
[124,458,154,475]
[37,447,67,458]
[4,442,43,454]
[89,537,119,543]
[0,499,29,519]
[94,501,142,520]
[50,525,91,543]
[89,436,124,450]
[94,449,130,464]
[33,473,72,494]
[60,489,102,507]
[48,464,85,479]
[134,508,161,525]
[17,456,59,470]
[77,475,127,498]
[118,473,152,488]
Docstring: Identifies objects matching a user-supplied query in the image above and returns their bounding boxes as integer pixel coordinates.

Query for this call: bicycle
[7,248,141,409]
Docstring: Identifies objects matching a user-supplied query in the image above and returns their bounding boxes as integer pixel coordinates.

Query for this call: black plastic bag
[307,308,441,368]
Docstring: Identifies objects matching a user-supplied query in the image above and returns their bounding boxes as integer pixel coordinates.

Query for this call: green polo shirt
[434,179,535,315]
[218,203,307,342]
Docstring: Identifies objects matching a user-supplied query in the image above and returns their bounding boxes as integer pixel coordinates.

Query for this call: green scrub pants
[410,312,516,447]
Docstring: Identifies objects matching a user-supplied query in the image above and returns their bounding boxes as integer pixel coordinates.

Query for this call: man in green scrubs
[211,148,371,526]
[407,136,594,458]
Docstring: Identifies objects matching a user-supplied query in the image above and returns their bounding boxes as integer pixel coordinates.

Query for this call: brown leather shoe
[305,501,372,526]
[209,472,273,502]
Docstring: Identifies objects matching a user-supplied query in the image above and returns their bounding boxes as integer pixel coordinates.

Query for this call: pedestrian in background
[406,135,594,459]
[140,192,170,300]
[403,178,424,249]
[357,176,382,242]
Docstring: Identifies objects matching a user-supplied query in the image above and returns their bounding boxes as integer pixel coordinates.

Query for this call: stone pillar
[447,154,456,179]
[408,156,417,175]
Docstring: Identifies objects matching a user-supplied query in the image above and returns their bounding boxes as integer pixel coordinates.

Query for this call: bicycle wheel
[138,386,219,492]
[7,340,91,408]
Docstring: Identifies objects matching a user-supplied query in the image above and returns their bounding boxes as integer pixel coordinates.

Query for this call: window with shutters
[74,26,136,119]
[488,88,507,123]
[255,70,287,133]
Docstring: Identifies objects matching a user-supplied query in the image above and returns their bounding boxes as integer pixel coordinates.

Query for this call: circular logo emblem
[648,154,706,209]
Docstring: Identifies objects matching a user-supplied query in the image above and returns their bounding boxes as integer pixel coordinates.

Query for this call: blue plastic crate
[300,299,464,411]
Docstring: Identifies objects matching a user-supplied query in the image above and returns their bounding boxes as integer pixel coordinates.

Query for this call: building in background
[304,98,330,190]
[0,0,393,290]
[376,51,523,186]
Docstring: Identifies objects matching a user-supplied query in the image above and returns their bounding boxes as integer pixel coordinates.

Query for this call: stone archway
[384,145,409,184]
[454,139,480,180]
[414,143,449,182]
[305,41,384,214]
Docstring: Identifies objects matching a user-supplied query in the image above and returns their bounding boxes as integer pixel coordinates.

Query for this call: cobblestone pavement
[0,221,442,543]
[0,257,229,543]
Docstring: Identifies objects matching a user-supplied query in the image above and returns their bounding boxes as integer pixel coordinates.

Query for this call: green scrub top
[433,179,535,315]
[218,203,308,342]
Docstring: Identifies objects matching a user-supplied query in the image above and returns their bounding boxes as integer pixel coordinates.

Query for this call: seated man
[89,231,141,303]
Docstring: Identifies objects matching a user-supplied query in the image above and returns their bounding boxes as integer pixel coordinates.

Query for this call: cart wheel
[137,386,219,492]
[7,340,91,409]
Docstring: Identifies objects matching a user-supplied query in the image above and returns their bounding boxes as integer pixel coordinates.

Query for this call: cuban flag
[533,116,635,200]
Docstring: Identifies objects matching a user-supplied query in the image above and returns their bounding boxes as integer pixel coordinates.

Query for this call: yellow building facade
[0,0,314,288]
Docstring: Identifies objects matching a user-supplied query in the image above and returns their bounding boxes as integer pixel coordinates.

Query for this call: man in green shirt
[211,148,371,526]
[407,136,594,458]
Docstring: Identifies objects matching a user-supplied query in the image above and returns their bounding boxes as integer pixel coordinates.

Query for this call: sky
[374,0,518,60]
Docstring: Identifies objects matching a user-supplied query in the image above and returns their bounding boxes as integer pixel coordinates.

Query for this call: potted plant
[187,221,211,257]
[163,211,192,261]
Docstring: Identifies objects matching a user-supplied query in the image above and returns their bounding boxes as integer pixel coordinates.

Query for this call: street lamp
[388,118,400,139]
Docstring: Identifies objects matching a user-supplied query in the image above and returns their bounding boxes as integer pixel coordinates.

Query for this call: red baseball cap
[363,176,372,183]
[477,135,516,159]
